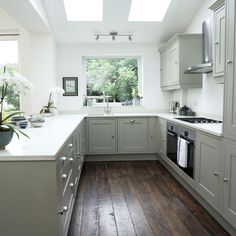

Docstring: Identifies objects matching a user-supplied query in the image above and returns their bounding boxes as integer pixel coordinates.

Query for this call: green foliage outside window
[0,64,20,111]
[86,58,139,102]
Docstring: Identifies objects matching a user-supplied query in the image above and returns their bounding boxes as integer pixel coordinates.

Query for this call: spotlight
[128,35,132,41]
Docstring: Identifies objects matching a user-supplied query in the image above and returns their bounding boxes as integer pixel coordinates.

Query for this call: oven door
[178,136,195,179]
[167,130,178,164]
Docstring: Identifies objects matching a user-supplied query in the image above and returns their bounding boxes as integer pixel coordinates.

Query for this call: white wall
[0,6,58,114]
[57,43,172,112]
[173,0,224,118]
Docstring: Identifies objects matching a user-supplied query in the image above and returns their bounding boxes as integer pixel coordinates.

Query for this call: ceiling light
[63,0,103,21]
[94,32,133,41]
[128,0,171,22]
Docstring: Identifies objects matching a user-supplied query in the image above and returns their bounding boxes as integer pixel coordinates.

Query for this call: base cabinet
[222,141,236,228]
[87,118,117,154]
[87,117,156,155]
[0,122,84,236]
[195,133,222,210]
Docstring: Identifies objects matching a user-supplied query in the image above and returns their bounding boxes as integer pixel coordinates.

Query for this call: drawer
[57,139,74,171]
[59,162,73,196]
[59,170,74,236]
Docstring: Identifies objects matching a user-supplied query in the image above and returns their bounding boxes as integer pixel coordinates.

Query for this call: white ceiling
[42,0,204,43]
[0,0,205,43]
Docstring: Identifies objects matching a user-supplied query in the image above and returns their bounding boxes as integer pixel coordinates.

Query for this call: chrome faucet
[104,96,112,114]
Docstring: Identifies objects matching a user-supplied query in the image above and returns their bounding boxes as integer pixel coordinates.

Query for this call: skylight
[128,0,171,22]
[63,0,103,21]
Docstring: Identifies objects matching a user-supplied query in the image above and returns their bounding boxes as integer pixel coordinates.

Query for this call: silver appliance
[167,122,196,179]
[184,17,213,74]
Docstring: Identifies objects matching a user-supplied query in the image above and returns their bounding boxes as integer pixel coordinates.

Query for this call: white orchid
[49,86,65,95]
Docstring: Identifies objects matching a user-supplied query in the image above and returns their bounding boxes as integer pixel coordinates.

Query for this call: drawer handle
[130,120,135,123]
[70,182,74,188]
[61,174,67,179]
[227,59,232,64]
[150,134,154,138]
[60,156,67,162]
[68,143,73,148]
[112,135,115,138]
[223,178,229,183]
[214,171,219,176]
[58,206,68,215]
[215,41,219,45]
[69,157,74,162]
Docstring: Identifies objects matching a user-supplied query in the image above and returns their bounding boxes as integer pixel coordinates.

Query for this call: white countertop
[86,112,223,137]
[0,114,85,161]
[156,113,223,137]
[0,112,222,161]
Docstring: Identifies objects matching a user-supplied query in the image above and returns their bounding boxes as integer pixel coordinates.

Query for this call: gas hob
[175,117,222,124]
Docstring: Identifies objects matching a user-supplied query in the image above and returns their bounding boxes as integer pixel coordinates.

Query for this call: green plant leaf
[1,111,24,124]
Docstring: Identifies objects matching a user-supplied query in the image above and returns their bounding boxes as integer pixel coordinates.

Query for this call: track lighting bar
[94,32,133,41]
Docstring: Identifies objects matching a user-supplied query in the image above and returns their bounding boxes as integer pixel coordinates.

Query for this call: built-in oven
[166,122,196,179]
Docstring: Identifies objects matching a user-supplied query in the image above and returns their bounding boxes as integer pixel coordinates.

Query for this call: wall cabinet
[159,34,202,90]
[156,118,167,158]
[210,0,226,83]
[86,117,156,155]
[87,118,117,154]
[195,133,222,210]
[222,142,236,228]
[224,0,236,140]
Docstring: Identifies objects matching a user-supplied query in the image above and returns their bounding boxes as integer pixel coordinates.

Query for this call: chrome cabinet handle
[69,157,74,162]
[68,143,73,148]
[150,134,154,138]
[60,156,66,162]
[227,60,233,64]
[112,135,115,138]
[214,171,219,176]
[223,178,229,182]
[130,119,135,123]
[58,206,68,215]
[61,174,67,179]
[215,41,219,45]
[70,182,74,188]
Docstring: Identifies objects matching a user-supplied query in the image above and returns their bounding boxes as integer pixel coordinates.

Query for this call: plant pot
[0,130,13,149]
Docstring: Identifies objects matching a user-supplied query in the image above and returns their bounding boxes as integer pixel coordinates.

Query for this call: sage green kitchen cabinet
[210,0,226,83]
[118,117,149,153]
[224,0,236,140]
[87,118,117,154]
[0,126,83,236]
[222,141,236,228]
[159,34,202,90]
[195,133,222,210]
[157,118,167,158]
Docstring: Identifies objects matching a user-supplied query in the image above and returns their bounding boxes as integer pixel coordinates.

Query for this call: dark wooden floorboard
[68,161,229,236]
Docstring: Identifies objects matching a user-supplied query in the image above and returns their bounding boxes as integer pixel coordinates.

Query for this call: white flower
[0,71,32,95]
[49,86,65,95]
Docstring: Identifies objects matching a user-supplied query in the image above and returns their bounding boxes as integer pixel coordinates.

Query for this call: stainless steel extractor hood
[184,18,213,74]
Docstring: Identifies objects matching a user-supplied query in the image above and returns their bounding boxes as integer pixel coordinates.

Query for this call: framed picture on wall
[63,77,78,96]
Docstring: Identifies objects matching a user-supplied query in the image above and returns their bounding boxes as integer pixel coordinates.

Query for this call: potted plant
[0,66,32,149]
[40,87,65,116]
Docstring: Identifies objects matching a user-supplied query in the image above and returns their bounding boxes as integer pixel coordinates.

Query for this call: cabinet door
[169,43,179,85]
[214,5,226,77]
[222,142,236,228]
[157,118,167,158]
[148,117,156,153]
[87,118,116,154]
[224,0,236,139]
[195,133,222,210]
[160,51,169,87]
[118,118,148,153]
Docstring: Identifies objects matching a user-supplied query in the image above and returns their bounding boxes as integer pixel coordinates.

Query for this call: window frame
[82,55,143,106]
[0,35,20,110]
